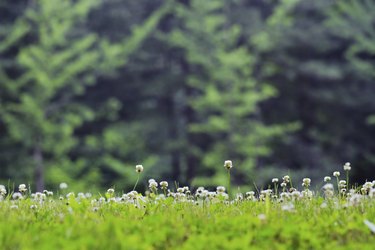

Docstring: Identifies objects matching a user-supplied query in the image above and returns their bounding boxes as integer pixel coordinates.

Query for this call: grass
[0,163,375,249]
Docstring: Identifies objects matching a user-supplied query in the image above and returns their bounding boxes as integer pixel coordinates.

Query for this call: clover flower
[324,176,331,182]
[135,165,144,173]
[283,175,290,183]
[216,186,226,193]
[272,178,279,183]
[343,162,351,171]
[280,182,287,188]
[224,160,233,170]
[0,185,7,196]
[302,178,311,187]
[12,192,23,200]
[160,181,168,189]
[333,171,340,177]
[19,184,27,193]
[59,183,68,189]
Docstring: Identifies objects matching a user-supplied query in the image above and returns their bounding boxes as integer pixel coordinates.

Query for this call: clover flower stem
[336,176,340,198]
[274,183,278,196]
[346,171,349,191]
[133,174,140,191]
[227,169,231,200]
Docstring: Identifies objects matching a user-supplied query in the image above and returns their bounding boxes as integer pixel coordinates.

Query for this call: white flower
[135,165,144,173]
[19,184,27,192]
[302,178,311,187]
[280,182,287,188]
[149,181,158,189]
[272,178,279,183]
[177,187,184,193]
[160,181,168,189]
[59,183,68,189]
[216,186,226,193]
[224,160,233,170]
[343,162,351,171]
[12,192,23,200]
[107,188,115,194]
[283,175,290,183]
[0,185,7,196]
[324,176,331,182]
[333,171,340,177]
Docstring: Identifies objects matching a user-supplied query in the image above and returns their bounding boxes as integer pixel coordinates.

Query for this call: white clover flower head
[148,179,156,184]
[135,165,144,173]
[324,176,331,182]
[245,191,255,197]
[339,180,346,189]
[283,175,290,183]
[19,184,27,193]
[159,181,168,189]
[363,182,374,190]
[216,186,226,193]
[12,192,23,200]
[302,190,313,199]
[59,183,68,189]
[0,185,7,196]
[107,188,115,194]
[323,183,334,191]
[272,178,279,183]
[30,205,37,210]
[280,182,287,188]
[333,171,340,177]
[343,162,351,171]
[281,203,295,212]
[224,160,233,170]
[177,187,184,193]
[302,178,311,187]
[149,181,158,190]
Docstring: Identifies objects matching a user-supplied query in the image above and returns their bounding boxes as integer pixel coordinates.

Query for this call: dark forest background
[1,0,375,192]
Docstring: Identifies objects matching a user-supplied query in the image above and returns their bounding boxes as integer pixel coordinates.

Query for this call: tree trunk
[34,142,44,192]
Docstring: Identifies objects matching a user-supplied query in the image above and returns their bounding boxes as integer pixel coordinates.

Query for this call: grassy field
[1,163,375,249]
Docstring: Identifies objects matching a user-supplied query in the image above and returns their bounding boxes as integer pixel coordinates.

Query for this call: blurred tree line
[0,0,374,191]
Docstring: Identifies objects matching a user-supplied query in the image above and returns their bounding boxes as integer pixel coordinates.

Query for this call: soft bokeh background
[1,0,374,192]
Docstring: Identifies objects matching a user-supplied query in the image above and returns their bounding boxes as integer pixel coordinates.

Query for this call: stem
[227,169,231,200]
[133,174,140,191]
[336,176,340,198]
[346,171,349,190]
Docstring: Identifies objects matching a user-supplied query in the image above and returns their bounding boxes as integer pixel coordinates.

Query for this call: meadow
[1,162,375,250]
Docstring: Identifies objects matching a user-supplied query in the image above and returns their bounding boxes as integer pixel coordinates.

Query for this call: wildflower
[59,183,68,189]
[224,160,233,170]
[216,186,226,193]
[30,205,37,210]
[0,185,7,196]
[19,184,27,193]
[339,180,346,188]
[283,175,290,183]
[324,176,331,182]
[302,178,311,187]
[281,203,295,212]
[149,181,158,190]
[107,188,115,195]
[280,182,287,188]
[272,178,279,183]
[333,171,340,177]
[343,162,351,171]
[135,165,144,173]
[177,187,184,193]
[12,192,23,200]
[160,181,168,189]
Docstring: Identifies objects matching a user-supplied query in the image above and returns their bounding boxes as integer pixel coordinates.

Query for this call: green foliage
[0,0,170,190]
